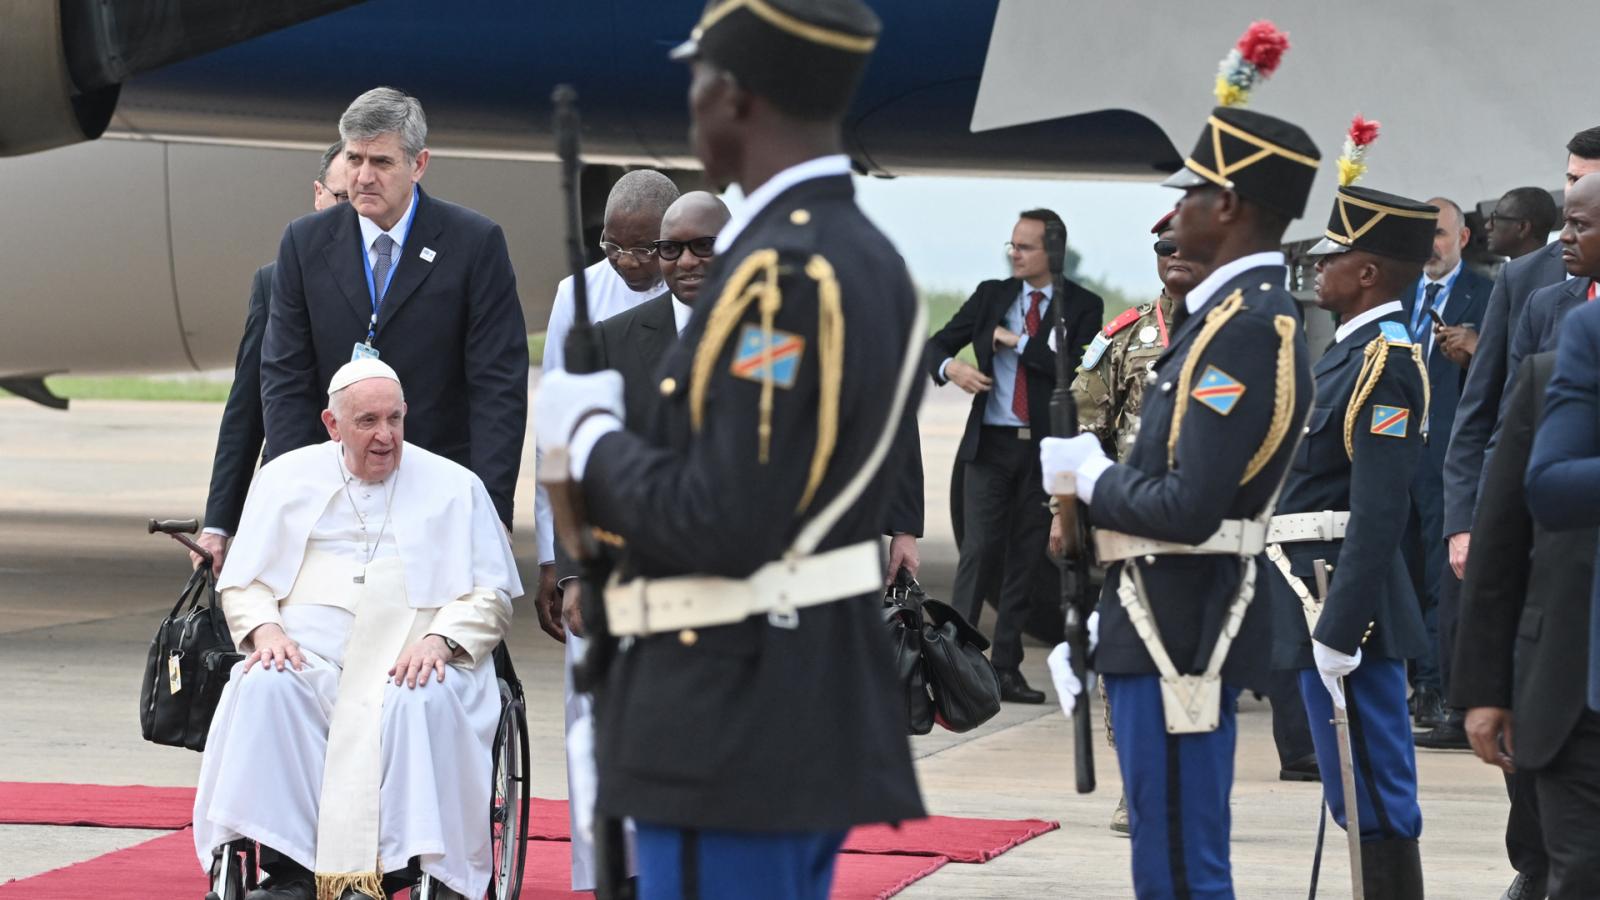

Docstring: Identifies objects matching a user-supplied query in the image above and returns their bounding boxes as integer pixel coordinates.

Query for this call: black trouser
[1506,767,1548,884]
[1536,710,1600,899]
[951,426,1050,671]
[1267,667,1315,766]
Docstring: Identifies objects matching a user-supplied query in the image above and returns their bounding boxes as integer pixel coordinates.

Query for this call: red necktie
[1589,280,1596,302]
[1013,290,1044,422]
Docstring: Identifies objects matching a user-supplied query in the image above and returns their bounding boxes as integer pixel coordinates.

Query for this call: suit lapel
[320,207,372,325]
[636,293,676,373]
[1442,272,1479,328]
[375,188,444,333]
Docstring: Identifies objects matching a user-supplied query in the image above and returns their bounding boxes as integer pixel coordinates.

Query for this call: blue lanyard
[1412,267,1461,332]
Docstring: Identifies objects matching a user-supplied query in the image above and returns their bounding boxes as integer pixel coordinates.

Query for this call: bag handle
[166,566,213,620]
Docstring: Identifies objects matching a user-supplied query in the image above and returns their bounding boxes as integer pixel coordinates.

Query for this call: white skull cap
[327,358,401,396]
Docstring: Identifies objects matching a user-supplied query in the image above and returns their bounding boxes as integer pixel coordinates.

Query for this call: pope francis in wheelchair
[193,359,522,900]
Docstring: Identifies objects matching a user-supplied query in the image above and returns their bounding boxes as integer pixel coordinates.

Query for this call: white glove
[534,369,624,478]
[1087,609,1100,655]
[1046,642,1084,719]
[1039,433,1110,498]
[565,708,597,845]
[1312,640,1362,709]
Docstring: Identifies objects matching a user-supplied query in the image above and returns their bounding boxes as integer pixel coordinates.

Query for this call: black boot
[1361,837,1424,900]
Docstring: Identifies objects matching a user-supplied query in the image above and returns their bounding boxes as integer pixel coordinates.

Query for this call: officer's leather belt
[1095,519,1267,563]
[1266,510,1349,543]
[604,540,881,637]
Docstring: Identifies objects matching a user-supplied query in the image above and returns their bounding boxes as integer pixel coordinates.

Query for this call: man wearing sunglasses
[535,169,680,646]
[193,140,349,574]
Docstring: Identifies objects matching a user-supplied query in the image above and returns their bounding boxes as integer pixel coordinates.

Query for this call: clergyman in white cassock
[193,359,522,900]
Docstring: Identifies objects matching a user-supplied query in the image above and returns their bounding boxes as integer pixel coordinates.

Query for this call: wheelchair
[204,642,530,900]
[148,519,531,900]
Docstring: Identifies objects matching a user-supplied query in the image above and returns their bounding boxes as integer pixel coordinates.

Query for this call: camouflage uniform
[1071,290,1178,776]
[1071,291,1179,458]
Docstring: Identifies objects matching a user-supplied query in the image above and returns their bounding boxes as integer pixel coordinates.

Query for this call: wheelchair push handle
[148,517,210,569]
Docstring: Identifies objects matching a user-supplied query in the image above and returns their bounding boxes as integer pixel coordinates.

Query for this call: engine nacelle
[0,0,119,156]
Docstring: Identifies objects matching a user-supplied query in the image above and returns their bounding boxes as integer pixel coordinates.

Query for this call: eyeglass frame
[653,236,718,261]
[1003,240,1043,254]
[317,180,350,204]
[1487,211,1528,227]
[599,240,658,263]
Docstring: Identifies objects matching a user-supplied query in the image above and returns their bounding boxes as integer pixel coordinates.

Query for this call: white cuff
[1015,334,1029,354]
[1076,455,1113,504]
[202,527,231,538]
[938,357,954,383]
[569,414,623,481]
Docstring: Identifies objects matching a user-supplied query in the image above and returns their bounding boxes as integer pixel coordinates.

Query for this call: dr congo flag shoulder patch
[1192,365,1246,415]
[730,324,805,389]
[1370,404,1409,438]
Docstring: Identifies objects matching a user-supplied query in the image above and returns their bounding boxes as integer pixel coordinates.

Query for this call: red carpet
[0,782,1057,864]
[0,828,949,900]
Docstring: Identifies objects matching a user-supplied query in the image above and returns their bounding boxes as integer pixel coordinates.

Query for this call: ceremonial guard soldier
[1265,119,1432,897]
[534,1,926,897]
[1040,21,1319,897]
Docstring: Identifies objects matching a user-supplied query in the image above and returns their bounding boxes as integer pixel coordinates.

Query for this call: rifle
[1045,218,1095,794]
[541,83,634,900]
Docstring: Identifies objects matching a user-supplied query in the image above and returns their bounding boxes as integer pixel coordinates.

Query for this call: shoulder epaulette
[1102,306,1143,337]
[1378,321,1413,347]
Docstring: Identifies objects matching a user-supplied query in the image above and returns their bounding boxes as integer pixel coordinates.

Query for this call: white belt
[1266,510,1349,543]
[604,541,881,637]
[1095,519,1267,563]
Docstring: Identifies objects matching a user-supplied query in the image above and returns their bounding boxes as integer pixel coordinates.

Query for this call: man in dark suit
[926,209,1102,702]
[1437,130,1598,899]
[1265,184,1436,894]
[261,87,528,527]
[193,141,349,573]
[1399,196,1491,749]
[1459,350,1600,900]
[1042,105,1318,898]
[534,1,926,893]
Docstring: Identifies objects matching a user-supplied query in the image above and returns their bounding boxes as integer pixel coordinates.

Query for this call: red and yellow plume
[1337,115,1382,187]
[1214,20,1291,107]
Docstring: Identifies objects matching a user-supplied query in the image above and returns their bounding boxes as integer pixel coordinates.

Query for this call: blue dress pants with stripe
[1104,674,1241,900]
[1298,657,1423,842]
[633,822,846,900]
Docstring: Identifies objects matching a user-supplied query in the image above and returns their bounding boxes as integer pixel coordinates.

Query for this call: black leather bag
[139,567,242,751]
[883,573,1001,735]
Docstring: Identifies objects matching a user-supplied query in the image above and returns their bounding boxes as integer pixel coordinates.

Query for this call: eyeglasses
[1003,241,1041,254]
[1487,212,1527,227]
[599,241,657,263]
[1153,239,1179,257]
[653,236,717,261]
[318,181,349,204]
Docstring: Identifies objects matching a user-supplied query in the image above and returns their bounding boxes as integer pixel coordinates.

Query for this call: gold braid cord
[1343,337,1430,460]
[690,249,780,435]
[686,248,845,514]
[1240,314,1298,484]
[1167,289,1245,468]
[798,255,844,512]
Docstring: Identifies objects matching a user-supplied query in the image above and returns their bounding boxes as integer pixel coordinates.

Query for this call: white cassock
[535,259,658,890]
[193,442,521,900]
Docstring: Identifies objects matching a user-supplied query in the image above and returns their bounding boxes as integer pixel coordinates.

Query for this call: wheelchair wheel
[488,677,530,899]
[206,839,255,900]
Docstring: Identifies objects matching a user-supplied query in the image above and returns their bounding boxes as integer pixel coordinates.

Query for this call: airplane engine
[0,0,363,157]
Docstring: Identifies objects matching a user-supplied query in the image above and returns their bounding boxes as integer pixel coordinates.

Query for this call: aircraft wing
[972,0,1586,226]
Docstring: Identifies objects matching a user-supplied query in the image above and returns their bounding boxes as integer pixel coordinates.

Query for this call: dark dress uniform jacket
[582,173,926,832]
[1453,352,1594,769]
[1401,268,1491,477]
[203,262,273,534]
[1089,263,1313,692]
[1267,311,1429,670]
[925,276,1103,462]
[260,187,529,525]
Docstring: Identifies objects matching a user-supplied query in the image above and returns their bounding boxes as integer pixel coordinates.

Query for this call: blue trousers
[1104,674,1241,900]
[1298,658,1423,841]
[633,822,846,900]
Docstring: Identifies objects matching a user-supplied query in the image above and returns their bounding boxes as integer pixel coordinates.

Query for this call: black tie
[1412,282,1442,341]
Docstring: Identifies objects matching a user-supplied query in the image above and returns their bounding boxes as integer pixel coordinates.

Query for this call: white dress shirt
[715,154,852,254]
[357,185,420,274]
[1334,300,1405,345]
[672,295,692,336]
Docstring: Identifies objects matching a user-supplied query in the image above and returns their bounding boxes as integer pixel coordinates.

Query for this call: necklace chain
[335,447,398,570]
